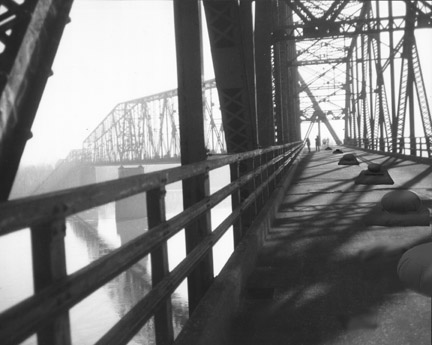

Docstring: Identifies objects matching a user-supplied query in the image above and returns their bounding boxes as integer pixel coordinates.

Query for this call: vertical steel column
[31,220,71,345]
[361,33,368,147]
[407,52,416,156]
[274,0,298,143]
[350,55,358,142]
[355,44,362,143]
[344,59,351,141]
[287,6,302,142]
[203,0,256,153]
[147,187,173,345]
[404,4,417,155]
[367,28,375,148]
[273,1,284,144]
[388,1,397,152]
[286,5,300,143]
[375,2,385,151]
[240,0,257,145]
[255,0,275,147]
[203,0,257,248]
[173,0,214,314]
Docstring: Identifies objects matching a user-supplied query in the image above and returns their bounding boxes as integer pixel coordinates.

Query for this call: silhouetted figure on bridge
[363,137,369,149]
[315,135,320,151]
[306,137,311,153]
[399,137,405,154]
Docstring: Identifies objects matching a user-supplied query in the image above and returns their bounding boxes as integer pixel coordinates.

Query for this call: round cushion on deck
[368,163,381,173]
[333,149,343,154]
[397,242,432,297]
[342,154,356,161]
[381,190,422,213]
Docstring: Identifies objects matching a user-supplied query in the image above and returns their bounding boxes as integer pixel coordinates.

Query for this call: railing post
[270,149,276,192]
[232,155,257,246]
[411,136,417,156]
[257,152,265,207]
[31,219,71,345]
[239,159,255,228]
[147,187,174,345]
[262,151,270,201]
[231,159,243,247]
[251,154,258,217]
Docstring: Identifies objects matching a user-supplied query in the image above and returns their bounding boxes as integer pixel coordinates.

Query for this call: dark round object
[368,163,381,173]
[397,242,432,296]
[343,154,356,161]
[381,190,422,213]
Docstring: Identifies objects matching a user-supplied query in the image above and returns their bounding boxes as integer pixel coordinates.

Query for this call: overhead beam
[273,10,432,42]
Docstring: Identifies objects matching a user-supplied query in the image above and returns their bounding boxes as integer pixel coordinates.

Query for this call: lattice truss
[279,1,365,123]
[82,80,226,165]
[277,0,432,154]
[346,0,432,154]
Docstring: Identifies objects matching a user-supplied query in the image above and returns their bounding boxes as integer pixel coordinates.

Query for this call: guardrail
[0,141,303,345]
[345,136,432,158]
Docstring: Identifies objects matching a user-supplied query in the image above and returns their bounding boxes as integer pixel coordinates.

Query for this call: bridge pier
[115,166,147,221]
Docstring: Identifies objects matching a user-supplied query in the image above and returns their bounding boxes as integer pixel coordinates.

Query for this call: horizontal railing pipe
[0,143,300,235]
[95,144,304,345]
[0,141,303,345]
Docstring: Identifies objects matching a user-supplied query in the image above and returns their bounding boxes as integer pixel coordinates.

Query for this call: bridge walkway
[227,147,431,345]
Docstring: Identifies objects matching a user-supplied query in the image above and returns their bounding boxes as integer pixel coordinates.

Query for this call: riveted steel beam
[0,0,73,201]
[203,0,257,153]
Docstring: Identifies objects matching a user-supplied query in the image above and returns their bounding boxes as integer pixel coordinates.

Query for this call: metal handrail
[0,141,303,345]
[345,136,432,159]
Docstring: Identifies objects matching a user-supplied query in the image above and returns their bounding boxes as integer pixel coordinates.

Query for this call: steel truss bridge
[79,79,226,165]
[0,1,430,190]
[64,0,432,166]
[282,0,432,157]
[1,2,432,345]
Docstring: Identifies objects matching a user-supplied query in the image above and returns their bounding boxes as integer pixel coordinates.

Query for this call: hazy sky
[20,1,185,166]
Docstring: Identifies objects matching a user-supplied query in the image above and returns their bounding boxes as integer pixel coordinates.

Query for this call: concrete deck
[228,147,431,345]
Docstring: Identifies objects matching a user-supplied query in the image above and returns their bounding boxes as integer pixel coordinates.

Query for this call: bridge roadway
[226,147,431,345]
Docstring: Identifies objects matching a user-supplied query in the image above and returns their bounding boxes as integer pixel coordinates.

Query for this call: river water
[0,165,233,345]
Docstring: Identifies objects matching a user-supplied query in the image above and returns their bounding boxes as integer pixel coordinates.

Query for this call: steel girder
[0,0,73,200]
[272,0,301,143]
[203,0,257,153]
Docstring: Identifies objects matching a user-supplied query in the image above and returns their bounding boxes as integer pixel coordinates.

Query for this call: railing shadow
[230,149,432,344]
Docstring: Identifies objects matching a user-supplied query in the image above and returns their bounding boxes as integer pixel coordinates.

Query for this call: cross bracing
[280,0,432,156]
